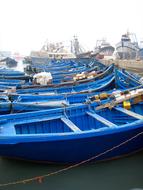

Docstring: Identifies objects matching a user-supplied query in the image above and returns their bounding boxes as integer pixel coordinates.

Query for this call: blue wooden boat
[50,65,101,84]
[11,74,114,112]
[30,58,104,71]
[16,64,114,94]
[29,58,77,71]
[0,79,25,84]
[0,68,25,76]
[25,58,106,85]
[0,75,31,81]
[33,64,101,85]
[115,68,142,89]
[0,79,26,92]
[122,69,142,82]
[0,95,143,163]
[0,96,11,114]
[17,74,114,94]
[0,68,30,82]
[10,67,143,113]
[0,81,22,88]
[0,85,14,91]
[0,79,25,91]
[12,100,70,112]
[28,58,105,76]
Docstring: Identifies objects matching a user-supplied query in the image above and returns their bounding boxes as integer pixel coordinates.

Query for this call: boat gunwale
[0,119,143,144]
[0,107,143,143]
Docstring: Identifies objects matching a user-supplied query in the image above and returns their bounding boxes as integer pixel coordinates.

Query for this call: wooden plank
[86,111,117,128]
[13,115,62,125]
[96,90,143,111]
[115,107,143,120]
[61,117,81,132]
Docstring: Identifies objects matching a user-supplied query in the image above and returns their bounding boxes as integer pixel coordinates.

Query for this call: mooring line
[0,131,143,188]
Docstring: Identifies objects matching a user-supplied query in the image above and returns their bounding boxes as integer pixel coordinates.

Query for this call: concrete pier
[101,59,143,74]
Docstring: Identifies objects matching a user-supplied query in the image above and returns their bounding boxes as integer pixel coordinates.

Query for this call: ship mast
[71,36,84,56]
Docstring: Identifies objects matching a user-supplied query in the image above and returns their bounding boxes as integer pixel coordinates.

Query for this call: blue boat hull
[16,65,114,94]
[0,106,11,114]
[12,75,115,112]
[0,125,143,164]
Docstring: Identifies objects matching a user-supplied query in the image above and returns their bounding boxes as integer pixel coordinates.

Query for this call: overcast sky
[0,0,142,55]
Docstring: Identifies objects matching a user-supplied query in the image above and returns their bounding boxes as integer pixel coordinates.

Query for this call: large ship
[71,36,92,58]
[91,39,115,60]
[94,39,115,56]
[116,32,139,60]
[31,40,75,60]
[137,40,143,60]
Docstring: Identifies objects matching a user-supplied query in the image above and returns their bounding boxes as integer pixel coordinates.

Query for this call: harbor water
[0,151,143,190]
[0,61,142,190]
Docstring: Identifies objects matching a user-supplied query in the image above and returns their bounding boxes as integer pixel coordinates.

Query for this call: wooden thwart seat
[61,117,81,132]
[115,107,143,120]
[86,111,117,128]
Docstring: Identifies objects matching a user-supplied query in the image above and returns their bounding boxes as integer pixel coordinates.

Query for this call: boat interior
[13,104,142,135]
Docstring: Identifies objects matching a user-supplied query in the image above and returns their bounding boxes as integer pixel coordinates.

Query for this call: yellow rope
[0,131,143,188]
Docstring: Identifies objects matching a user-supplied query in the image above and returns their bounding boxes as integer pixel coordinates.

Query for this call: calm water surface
[0,151,143,190]
[0,61,142,190]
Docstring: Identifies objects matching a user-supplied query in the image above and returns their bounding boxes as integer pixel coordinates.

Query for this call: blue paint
[0,102,143,164]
